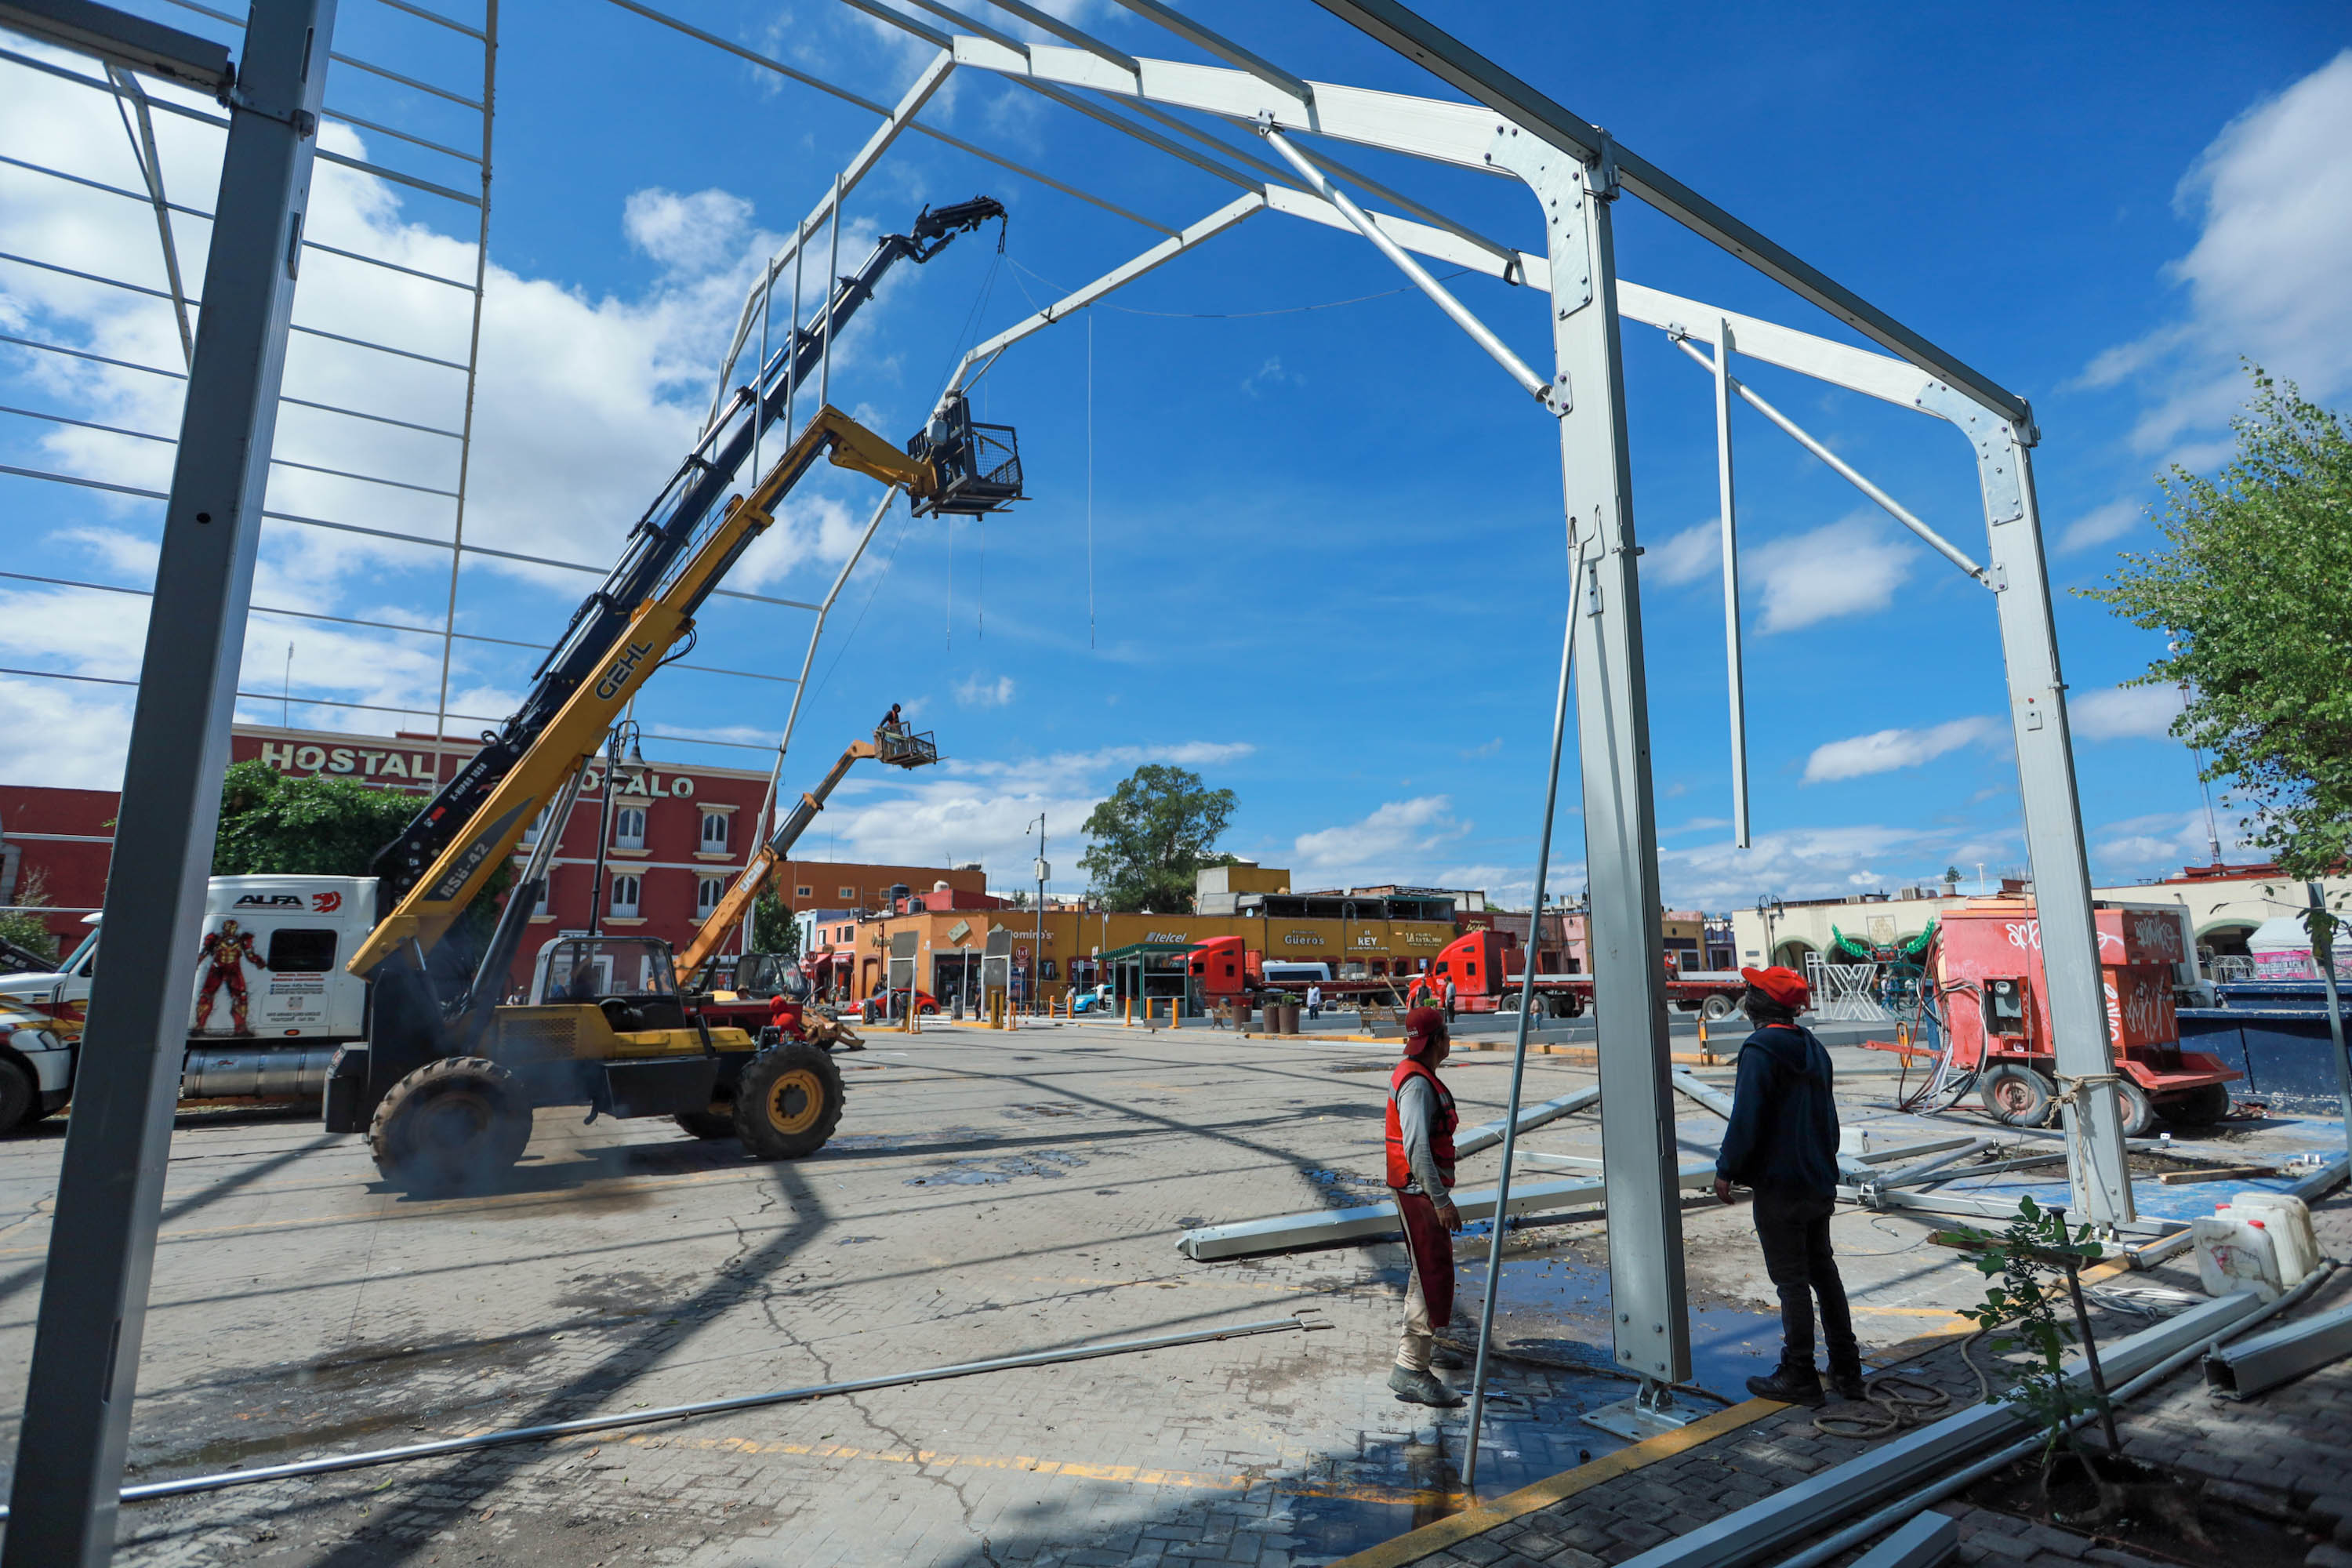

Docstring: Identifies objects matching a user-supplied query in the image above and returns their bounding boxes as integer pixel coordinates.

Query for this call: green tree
[211,760,510,944]
[1078,764,1237,913]
[750,891,801,957]
[0,867,60,968]
[212,760,419,876]
[2082,371,2352,878]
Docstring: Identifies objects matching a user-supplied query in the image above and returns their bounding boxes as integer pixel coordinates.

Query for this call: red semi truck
[1403,930,1749,1019]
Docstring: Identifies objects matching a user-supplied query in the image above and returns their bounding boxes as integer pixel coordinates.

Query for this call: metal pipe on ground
[2205,1298,2352,1399]
[0,1312,1328,1519]
[1766,1261,2338,1568]
[1178,1164,1717,1262]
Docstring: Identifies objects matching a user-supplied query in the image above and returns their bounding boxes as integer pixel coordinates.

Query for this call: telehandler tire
[735,1042,845,1160]
[369,1056,532,1194]
[674,1109,737,1140]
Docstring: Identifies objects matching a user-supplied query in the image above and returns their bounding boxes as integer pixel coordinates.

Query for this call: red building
[0,724,975,993]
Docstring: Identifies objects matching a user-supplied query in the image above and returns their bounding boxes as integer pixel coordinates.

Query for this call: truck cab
[0,875,377,1132]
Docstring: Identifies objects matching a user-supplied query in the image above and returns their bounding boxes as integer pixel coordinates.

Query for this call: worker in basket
[1385,1005,1467,1406]
[1714,965,1863,1406]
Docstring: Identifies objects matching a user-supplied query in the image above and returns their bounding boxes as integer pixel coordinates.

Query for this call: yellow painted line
[1327,1399,1783,1568]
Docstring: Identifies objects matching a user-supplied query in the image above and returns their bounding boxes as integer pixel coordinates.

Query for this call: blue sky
[2,0,2347,909]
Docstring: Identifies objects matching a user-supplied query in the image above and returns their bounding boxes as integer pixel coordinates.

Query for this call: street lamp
[1025,812,1047,1016]
[1755,894,1784,969]
[586,720,647,939]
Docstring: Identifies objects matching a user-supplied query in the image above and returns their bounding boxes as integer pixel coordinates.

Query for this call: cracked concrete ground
[0,1021,2107,1566]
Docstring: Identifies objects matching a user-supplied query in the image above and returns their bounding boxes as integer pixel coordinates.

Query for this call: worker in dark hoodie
[1713,965,1863,1406]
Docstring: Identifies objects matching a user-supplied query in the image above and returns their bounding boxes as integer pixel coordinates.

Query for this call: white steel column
[1493,128,1692,1393]
[1711,319,1749,848]
[1922,383,2133,1225]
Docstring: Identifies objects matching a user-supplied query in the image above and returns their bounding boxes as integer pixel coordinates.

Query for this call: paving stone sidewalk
[1384,1185,2352,1568]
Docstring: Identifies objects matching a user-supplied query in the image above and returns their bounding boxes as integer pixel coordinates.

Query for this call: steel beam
[1918,383,2133,1226]
[0,0,230,93]
[1494,128,1690,1388]
[1612,1288,2272,1568]
[1849,1513,1958,1568]
[1177,1164,1715,1262]
[1711,318,1749,846]
[2205,1300,2352,1400]
[2,3,334,1562]
[1305,0,2032,429]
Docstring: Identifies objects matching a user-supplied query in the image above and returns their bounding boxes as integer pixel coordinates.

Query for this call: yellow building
[845,876,1460,1004]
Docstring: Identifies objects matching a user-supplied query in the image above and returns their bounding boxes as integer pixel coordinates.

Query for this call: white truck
[0,875,376,1134]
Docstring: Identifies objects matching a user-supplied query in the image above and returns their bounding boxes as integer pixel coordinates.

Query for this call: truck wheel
[0,1058,34,1135]
[2163,1081,2234,1128]
[1700,993,1738,1022]
[368,1057,532,1194]
[674,1109,737,1140]
[735,1043,845,1160]
[1980,1065,2056,1127]
[2103,1077,2158,1138]
[1498,993,1523,1013]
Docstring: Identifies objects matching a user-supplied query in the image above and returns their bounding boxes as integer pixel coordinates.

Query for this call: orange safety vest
[1385,1058,1458,1192]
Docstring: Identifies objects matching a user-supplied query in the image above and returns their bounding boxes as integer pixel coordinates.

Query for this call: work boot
[1744,1361,1826,1408]
[1388,1366,1466,1407]
[1828,1352,1867,1402]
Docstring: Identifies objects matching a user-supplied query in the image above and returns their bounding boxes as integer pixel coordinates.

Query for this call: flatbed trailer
[1403,930,1748,1019]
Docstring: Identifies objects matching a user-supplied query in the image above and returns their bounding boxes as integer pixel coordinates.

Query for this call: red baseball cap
[1740,965,1810,1009]
[1403,1006,1448,1055]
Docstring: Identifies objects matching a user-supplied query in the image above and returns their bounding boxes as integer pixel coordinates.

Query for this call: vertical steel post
[2,5,336,1562]
[1712,319,1749,848]
[1923,387,2134,1225]
[2309,883,2352,1158]
[818,172,841,411]
[1490,129,1691,1390]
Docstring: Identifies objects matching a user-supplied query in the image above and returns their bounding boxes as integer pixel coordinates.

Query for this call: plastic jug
[2192,1212,2284,1301]
[2228,1193,2321,1286]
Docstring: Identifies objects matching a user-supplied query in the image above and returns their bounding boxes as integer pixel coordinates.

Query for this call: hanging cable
[1007,254,1470,319]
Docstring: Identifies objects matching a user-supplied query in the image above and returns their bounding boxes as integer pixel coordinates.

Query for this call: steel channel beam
[1613,1287,2272,1568]
[1490,128,1690,1387]
[0,0,230,93]
[1668,1069,1738,1121]
[0,3,334,1563]
[1178,1165,1715,1263]
[1850,1512,1958,1568]
[1918,382,2133,1226]
[1454,1083,1602,1159]
[2205,1299,2352,1400]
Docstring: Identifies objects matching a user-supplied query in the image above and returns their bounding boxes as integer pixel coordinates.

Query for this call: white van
[1258,960,1331,987]
[0,875,377,1133]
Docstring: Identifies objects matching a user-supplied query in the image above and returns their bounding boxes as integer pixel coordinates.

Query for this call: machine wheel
[1548,994,1583,1020]
[0,1058,35,1136]
[735,1043,845,1160]
[1700,993,1739,1022]
[368,1057,532,1194]
[2163,1081,2234,1127]
[1981,1065,2056,1127]
[2102,1076,2158,1138]
[673,1109,737,1140]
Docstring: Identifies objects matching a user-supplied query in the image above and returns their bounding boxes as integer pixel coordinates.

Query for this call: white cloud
[2070,684,2183,742]
[1648,519,1722,587]
[1748,517,1914,633]
[2091,808,2256,877]
[1802,717,2001,782]
[0,45,906,784]
[1240,356,1300,396]
[955,673,1015,708]
[2060,498,2143,553]
[2083,51,2352,453]
[1656,822,2020,907]
[1292,797,1470,880]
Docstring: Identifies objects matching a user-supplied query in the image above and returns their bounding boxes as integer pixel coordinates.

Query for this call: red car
[849,989,940,1018]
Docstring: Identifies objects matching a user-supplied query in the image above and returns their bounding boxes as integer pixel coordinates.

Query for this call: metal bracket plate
[1915,379,2025,527]
[1582,1377,1701,1440]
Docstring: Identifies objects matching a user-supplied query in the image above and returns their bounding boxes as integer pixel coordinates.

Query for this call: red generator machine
[1937,899,2238,1135]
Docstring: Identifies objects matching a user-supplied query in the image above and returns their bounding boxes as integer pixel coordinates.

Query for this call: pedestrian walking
[1305,982,1323,1019]
[1443,975,1457,1024]
[1385,1005,1466,1406]
[1713,965,1862,1406]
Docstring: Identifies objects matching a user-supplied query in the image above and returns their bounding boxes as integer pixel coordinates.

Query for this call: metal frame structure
[1,6,336,1560]
[0,0,2151,1540]
[594,0,2140,1448]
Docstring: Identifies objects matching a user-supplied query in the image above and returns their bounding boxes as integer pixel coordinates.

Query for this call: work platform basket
[909,393,1023,517]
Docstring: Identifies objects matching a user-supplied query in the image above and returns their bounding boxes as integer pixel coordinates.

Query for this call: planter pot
[1279,1004,1301,1035]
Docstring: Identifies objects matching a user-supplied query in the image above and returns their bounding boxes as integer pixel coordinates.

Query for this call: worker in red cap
[1384,1005,1465,1406]
[1714,965,1861,1406]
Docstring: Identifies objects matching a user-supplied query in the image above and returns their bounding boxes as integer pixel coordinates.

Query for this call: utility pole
[1028,812,1047,1016]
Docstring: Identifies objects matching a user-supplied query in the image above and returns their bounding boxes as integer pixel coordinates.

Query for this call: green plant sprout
[1954,1195,2110,1470]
